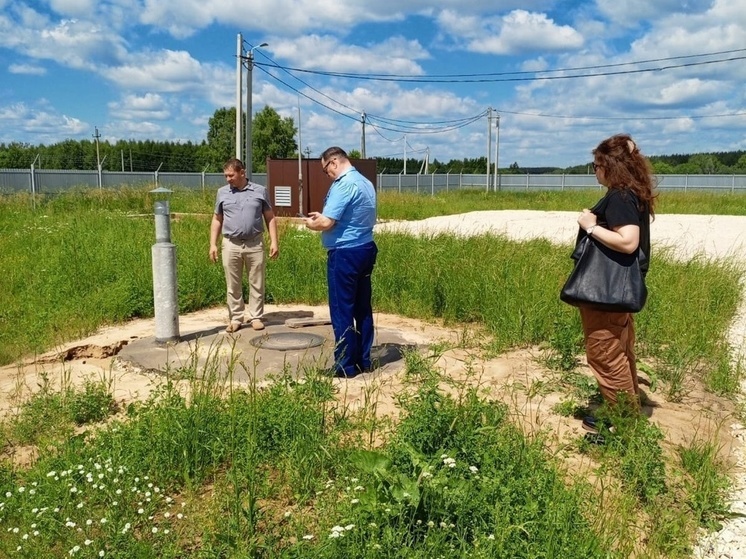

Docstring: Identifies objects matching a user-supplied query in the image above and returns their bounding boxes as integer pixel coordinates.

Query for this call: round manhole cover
[249,332,326,351]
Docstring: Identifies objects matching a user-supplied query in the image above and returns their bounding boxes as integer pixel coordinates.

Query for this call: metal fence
[377,172,746,194]
[1,167,745,194]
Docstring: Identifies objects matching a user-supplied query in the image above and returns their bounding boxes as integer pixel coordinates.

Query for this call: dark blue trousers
[326,241,378,376]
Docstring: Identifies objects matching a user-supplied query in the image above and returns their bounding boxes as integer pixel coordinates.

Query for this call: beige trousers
[221,236,265,324]
[579,307,640,409]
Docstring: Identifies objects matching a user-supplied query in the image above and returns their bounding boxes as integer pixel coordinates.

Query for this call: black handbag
[560,234,647,313]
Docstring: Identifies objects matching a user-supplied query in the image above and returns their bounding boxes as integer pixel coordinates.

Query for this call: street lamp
[245,41,268,181]
[149,187,179,343]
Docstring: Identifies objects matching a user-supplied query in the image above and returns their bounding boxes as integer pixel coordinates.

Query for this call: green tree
[348,149,362,159]
[688,154,725,174]
[734,154,746,173]
[251,106,297,172]
[651,160,674,175]
[205,107,237,171]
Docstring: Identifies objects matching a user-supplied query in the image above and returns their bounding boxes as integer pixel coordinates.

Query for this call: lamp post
[150,187,179,343]
[245,42,268,181]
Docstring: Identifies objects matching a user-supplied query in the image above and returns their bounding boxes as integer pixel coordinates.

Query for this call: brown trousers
[579,307,640,409]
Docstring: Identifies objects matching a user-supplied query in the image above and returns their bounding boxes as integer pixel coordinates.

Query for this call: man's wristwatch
[586,225,597,236]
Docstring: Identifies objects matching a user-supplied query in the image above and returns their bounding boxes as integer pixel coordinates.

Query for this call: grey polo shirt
[214,181,272,239]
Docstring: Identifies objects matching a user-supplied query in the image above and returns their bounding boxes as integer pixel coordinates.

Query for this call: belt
[224,233,261,241]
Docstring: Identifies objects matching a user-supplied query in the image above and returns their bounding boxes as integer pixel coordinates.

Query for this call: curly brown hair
[593,134,657,217]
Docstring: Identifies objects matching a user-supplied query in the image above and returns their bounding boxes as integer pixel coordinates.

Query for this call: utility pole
[235,33,243,161]
[244,41,268,181]
[486,108,492,192]
[304,146,311,158]
[361,112,366,158]
[93,126,101,170]
[494,113,501,192]
[297,97,304,216]
[93,127,102,189]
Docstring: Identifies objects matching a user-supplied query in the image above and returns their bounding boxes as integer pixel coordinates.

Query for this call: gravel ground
[376,210,746,558]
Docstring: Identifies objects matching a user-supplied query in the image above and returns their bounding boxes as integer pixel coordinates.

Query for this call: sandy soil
[2,210,746,556]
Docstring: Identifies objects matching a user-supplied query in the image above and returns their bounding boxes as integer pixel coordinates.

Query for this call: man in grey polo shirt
[209,158,279,333]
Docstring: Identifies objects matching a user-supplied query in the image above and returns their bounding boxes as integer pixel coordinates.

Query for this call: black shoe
[333,369,359,379]
[583,432,606,446]
[582,416,612,433]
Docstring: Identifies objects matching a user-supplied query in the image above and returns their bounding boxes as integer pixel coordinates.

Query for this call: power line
[255,50,746,84]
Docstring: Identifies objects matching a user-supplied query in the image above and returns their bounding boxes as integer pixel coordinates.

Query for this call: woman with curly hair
[575,134,657,436]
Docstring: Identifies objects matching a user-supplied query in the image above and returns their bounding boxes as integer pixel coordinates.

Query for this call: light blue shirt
[321,167,377,249]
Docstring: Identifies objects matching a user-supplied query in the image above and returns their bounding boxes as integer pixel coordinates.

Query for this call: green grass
[0,186,743,557]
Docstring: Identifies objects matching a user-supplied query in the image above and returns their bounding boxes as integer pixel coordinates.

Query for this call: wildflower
[427,521,434,527]
[421,471,433,479]
[284,511,291,518]
[351,498,360,504]
[86,520,93,526]
[22,533,29,540]
[487,534,495,540]
[164,512,170,518]
[403,492,411,498]
[17,487,25,493]
[84,539,93,546]
[69,545,81,555]
[345,524,354,531]
[469,466,479,474]
[47,471,57,477]
[4,492,10,498]
[138,508,144,514]
[99,551,105,557]
[303,534,314,540]
[100,518,107,524]
[164,529,170,534]
[354,485,364,491]
[152,527,158,534]
[440,522,447,528]
[176,513,183,520]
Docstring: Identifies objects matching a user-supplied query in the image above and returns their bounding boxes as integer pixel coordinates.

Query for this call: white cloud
[48,0,98,17]
[596,0,712,28]
[8,63,46,75]
[0,11,128,69]
[268,34,429,74]
[437,9,584,55]
[108,93,172,120]
[0,102,87,144]
[101,50,208,92]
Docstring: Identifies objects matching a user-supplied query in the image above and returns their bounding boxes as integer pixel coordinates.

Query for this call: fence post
[29,162,37,210]
[431,173,435,196]
[526,173,530,190]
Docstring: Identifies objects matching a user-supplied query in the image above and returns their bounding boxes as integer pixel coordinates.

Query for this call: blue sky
[0,0,744,168]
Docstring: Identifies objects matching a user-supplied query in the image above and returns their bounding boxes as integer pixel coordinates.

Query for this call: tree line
[2,106,745,175]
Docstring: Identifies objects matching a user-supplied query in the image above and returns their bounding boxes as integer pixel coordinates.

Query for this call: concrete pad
[115,308,418,384]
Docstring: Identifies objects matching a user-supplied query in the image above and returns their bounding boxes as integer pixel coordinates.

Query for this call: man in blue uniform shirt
[305,147,378,377]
